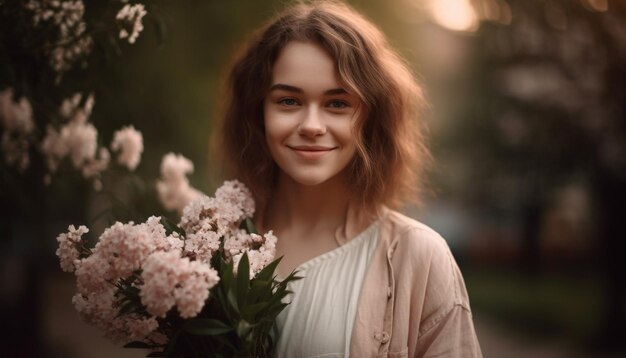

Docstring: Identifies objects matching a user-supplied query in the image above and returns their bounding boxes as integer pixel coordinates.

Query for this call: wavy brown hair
[215,0,431,214]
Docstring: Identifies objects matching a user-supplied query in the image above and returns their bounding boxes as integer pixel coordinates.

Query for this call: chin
[282,169,342,187]
[290,174,331,186]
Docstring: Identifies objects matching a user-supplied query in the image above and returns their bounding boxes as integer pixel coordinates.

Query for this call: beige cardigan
[338,206,482,357]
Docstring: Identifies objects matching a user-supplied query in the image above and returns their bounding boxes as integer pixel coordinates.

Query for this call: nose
[297,106,326,138]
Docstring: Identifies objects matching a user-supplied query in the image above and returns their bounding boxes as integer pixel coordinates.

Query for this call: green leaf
[255,256,283,282]
[222,259,240,315]
[241,301,270,320]
[163,330,180,358]
[214,290,237,322]
[212,334,238,351]
[266,302,289,319]
[220,258,233,289]
[227,288,240,315]
[239,217,258,235]
[160,216,185,237]
[265,285,290,309]
[236,319,256,338]
[247,279,272,304]
[182,318,233,336]
[116,300,139,318]
[117,282,141,297]
[123,341,152,349]
[282,270,304,283]
[236,253,250,309]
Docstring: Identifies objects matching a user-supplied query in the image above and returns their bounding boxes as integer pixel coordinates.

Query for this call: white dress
[272,221,380,358]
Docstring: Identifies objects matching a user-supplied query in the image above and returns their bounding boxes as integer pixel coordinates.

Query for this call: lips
[288,145,336,160]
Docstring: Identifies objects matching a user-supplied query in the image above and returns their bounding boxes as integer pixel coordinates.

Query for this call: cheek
[263,106,282,143]
[338,121,357,149]
[265,113,301,148]
[340,126,359,164]
[263,119,295,164]
[264,118,287,146]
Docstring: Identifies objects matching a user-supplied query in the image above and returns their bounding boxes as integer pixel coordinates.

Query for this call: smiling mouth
[289,146,336,151]
[288,146,335,159]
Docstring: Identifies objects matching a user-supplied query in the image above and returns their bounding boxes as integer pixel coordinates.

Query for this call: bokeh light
[428,0,479,31]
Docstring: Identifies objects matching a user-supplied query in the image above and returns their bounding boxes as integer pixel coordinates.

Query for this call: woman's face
[263,41,360,187]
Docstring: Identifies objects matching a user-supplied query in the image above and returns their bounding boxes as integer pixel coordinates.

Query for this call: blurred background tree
[413,0,625,353]
[460,0,626,350]
[1,1,159,355]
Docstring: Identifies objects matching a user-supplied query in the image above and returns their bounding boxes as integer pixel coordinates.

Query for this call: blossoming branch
[1,0,152,184]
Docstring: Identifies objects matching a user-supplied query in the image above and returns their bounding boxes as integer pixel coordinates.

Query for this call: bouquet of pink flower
[56,180,298,357]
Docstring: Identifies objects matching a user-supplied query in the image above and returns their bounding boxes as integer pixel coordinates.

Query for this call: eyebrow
[269,83,349,96]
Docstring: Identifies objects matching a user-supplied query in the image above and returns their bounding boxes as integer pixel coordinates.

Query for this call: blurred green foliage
[466,268,604,344]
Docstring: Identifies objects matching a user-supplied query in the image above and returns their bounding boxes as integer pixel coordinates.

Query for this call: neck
[262,173,353,235]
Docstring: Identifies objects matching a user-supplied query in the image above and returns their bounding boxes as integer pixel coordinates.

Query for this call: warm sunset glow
[583,0,609,12]
[429,0,479,32]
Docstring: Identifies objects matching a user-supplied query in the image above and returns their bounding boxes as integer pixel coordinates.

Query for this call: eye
[327,100,349,109]
[278,98,299,106]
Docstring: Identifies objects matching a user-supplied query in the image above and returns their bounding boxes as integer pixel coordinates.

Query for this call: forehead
[271,41,341,90]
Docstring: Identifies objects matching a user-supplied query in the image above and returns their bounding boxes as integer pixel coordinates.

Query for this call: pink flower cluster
[41,93,110,188]
[111,125,143,170]
[72,286,159,343]
[24,0,93,77]
[179,179,275,278]
[40,93,145,190]
[116,3,147,44]
[231,231,278,278]
[0,88,35,171]
[156,153,202,214]
[141,251,219,318]
[61,215,218,343]
[57,180,277,345]
[55,224,88,272]
[180,180,255,262]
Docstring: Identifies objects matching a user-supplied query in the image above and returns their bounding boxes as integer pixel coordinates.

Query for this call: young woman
[217,1,482,356]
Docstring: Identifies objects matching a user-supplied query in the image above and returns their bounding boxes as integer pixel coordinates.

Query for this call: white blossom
[59,92,94,120]
[156,153,202,214]
[179,180,257,263]
[41,93,108,182]
[56,224,89,272]
[41,119,97,171]
[24,0,93,77]
[0,88,35,171]
[110,125,143,170]
[140,251,219,319]
[65,120,98,168]
[116,4,147,44]
[231,231,277,278]
[58,181,280,345]
[41,124,68,173]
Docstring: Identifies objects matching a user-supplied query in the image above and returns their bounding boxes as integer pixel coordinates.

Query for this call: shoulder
[379,208,470,309]
[379,208,450,259]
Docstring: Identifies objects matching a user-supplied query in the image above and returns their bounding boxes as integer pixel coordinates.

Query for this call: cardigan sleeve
[392,224,482,357]
[413,229,482,358]
[414,304,482,357]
